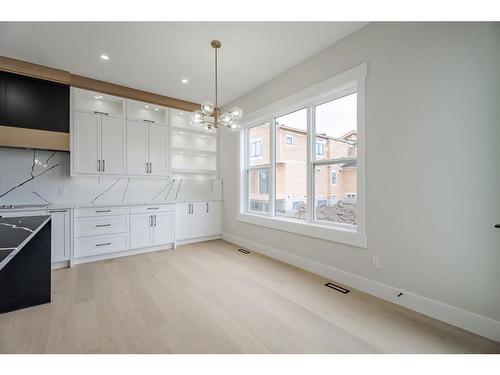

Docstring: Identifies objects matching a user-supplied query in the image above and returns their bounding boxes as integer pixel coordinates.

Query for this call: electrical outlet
[371,256,380,269]
[58,187,66,196]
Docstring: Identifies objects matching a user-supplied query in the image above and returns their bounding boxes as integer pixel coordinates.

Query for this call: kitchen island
[0,215,52,313]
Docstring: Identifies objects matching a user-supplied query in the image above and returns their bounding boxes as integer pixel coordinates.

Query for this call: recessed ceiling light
[145,105,149,109]
[179,132,183,135]
[179,112,183,115]
[100,54,109,61]
[154,108,160,111]
[181,79,188,83]
[94,95,103,100]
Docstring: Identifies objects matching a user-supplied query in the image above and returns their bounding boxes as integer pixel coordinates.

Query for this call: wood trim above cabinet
[69,74,199,112]
[0,55,71,84]
[0,125,70,151]
[0,55,199,112]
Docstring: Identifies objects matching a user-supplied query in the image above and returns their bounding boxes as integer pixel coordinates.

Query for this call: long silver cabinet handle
[96,242,111,247]
[102,160,105,172]
[95,224,111,227]
[98,160,101,172]
[96,210,111,213]
[154,215,157,226]
[48,209,68,213]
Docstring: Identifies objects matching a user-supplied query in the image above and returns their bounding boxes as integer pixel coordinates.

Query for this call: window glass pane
[314,162,357,225]
[248,123,270,167]
[315,93,357,161]
[248,168,269,213]
[275,108,307,220]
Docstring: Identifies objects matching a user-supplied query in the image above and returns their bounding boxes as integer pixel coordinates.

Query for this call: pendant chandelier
[191,40,242,132]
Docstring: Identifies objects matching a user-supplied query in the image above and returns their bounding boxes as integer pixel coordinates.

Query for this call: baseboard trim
[221,232,500,343]
[71,243,174,266]
[51,260,69,270]
[175,234,221,246]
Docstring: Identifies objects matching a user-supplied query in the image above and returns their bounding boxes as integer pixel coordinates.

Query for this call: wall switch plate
[372,256,380,269]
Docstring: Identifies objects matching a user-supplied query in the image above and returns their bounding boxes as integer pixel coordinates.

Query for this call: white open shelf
[172,152,216,172]
[73,88,125,118]
[127,99,168,125]
[171,131,216,153]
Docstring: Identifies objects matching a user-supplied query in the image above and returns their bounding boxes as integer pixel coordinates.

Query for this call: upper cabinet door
[126,120,149,176]
[205,202,221,236]
[101,116,126,175]
[73,111,100,174]
[148,124,169,176]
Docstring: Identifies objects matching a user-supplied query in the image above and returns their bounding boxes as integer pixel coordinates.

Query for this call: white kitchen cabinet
[72,111,126,175]
[73,111,100,174]
[101,116,126,175]
[126,120,169,177]
[205,202,221,236]
[46,209,71,262]
[175,202,221,241]
[148,124,169,176]
[190,202,206,238]
[153,212,173,245]
[130,210,173,248]
[126,120,149,176]
[175,203,190,240]
[131,213,153,249]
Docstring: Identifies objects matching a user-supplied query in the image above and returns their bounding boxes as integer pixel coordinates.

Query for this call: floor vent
[237,248,251,254]
[325,282,350,294]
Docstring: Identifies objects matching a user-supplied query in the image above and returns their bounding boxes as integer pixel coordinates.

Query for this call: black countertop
[0,216,51,271]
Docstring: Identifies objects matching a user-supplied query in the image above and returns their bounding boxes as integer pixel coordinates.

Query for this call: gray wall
[220,23,500,322]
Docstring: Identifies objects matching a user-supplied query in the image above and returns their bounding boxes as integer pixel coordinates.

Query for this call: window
[240,63,366,247]
[250,140,262,158]
[275,108,308,220]
[315,142,325,155]
[259,170,269,194]
[247,123,270,213]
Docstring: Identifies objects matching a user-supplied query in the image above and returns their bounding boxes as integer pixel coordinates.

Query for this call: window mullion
[269,117,276,217]
[306,105,314,223]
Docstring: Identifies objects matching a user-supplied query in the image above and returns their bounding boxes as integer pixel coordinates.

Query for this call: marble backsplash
[0,148,221,206]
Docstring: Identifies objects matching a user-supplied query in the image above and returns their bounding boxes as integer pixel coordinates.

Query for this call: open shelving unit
[170,109,218,178]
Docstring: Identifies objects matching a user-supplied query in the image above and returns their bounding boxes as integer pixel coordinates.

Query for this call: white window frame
[286,135,294,145]
[238,63,367,248]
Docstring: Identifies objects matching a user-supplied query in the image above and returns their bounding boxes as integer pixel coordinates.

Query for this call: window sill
[236,212,367,248]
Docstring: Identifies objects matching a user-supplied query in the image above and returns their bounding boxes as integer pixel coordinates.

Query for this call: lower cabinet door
[175,203,190,240]
[153,212,173,246]
[131,213,153,249]
[74,233,129,258]
[205,202,221,236]
[190,202,206,238]
[47,209,70,262]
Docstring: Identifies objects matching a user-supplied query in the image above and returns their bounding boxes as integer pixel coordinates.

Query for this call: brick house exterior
[248,124,357,222]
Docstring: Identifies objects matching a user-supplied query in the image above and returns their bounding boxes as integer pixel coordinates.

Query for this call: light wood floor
[1,240,499,354]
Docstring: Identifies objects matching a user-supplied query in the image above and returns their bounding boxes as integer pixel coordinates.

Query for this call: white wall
[0,148,221,206]
[220,22,500,336]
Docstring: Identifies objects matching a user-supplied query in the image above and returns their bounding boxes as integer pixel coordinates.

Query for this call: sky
[276,93,357,138]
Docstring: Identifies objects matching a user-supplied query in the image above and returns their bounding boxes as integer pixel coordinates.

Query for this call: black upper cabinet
[0,71,69,133]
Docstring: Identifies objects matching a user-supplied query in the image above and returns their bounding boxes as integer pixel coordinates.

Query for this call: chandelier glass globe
[201,101,215,116]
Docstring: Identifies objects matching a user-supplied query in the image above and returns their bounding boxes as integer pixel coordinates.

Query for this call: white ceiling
[0,22,366,105]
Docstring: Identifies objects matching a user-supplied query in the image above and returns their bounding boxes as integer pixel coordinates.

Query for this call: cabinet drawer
[75,215,129,237]
[130,204,173,214]
[74,206,129,218]
[74,233,129,258]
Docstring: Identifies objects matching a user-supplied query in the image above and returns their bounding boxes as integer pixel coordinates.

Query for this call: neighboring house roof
[278,125,356,145]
